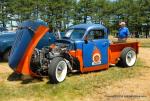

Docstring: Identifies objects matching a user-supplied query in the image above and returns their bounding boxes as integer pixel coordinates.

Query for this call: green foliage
[0,0,150,32]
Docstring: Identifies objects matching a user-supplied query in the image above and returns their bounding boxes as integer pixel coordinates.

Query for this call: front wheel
[119,47,137,67]
[48,57,67,84]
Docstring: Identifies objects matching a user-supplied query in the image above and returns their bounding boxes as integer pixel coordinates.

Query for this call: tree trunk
[83,15,87,23]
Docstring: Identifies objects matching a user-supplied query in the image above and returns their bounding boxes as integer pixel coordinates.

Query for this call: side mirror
[84,36,88,44]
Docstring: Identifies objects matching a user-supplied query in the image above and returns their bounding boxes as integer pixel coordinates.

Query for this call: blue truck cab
[63,24,109,67]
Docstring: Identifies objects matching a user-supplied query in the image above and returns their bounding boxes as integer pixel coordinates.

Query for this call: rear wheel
[48,57,67,84]
[119,47,137,67]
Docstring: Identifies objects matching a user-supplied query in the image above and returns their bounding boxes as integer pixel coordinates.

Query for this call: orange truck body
[109,42,139,65]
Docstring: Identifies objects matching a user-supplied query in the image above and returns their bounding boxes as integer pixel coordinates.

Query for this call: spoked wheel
[30,48,41,73]
[120,47,137,67]
[48,57,67,84]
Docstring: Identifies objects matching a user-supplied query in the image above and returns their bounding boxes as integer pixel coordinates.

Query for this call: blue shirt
[118,27,130,39]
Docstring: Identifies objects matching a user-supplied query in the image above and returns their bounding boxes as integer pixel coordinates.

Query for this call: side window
[87,30,105,40]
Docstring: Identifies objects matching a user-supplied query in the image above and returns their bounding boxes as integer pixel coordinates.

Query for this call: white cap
[119,22,126,25]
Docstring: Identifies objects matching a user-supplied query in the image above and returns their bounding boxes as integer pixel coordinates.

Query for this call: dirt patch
[103,70,150,101]
[138,48,150,66]
[0,76,3,82]
[0,63,13,73]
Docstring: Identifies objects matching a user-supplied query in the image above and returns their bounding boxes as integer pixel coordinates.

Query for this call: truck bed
[109,42,139,65]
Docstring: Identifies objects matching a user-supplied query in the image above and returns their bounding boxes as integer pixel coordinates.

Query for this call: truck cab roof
[70,24,108,33]
[71,24,106,29]
[65,24,108,40]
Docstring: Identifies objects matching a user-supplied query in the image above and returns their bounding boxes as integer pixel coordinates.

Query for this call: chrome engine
[30,43,69,75]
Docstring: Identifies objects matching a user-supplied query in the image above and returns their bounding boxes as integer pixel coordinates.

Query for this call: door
[82,30,109,67]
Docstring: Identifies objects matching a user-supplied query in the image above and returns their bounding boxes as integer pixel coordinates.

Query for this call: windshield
[64,29,85,40]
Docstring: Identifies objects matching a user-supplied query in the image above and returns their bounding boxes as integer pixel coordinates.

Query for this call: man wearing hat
[118,22,130,42]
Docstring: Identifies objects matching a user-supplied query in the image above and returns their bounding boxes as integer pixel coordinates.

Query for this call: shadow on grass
[7,72,44,84]
[67,67,113,78]
[21,77,43,84]
[7,72,22,81]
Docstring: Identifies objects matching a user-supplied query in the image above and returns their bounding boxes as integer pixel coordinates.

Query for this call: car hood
[56,38,74,44]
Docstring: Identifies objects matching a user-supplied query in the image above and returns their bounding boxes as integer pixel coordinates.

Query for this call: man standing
[118,22,130,42]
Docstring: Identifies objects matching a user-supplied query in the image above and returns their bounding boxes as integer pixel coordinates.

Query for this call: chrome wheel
[55,61,67,82]
[126,50,136,66]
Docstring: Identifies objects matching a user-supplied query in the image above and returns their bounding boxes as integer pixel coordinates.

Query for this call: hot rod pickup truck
[9,22,139,84]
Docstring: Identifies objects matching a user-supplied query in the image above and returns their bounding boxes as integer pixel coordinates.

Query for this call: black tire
[119,47,137,67]
[48,57,67,84]
[3,49,11,61]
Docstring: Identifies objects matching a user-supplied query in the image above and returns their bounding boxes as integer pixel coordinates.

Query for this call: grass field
[0,60,143,101]
[135,38,150,47]
[110,36,150,47]
[0,37,149,101]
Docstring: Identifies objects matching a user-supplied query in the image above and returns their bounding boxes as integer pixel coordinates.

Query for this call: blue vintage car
[0,31,16,61]
[0,30,57,61]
